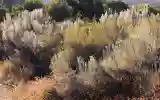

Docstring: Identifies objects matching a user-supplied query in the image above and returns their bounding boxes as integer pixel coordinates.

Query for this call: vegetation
[10,4,24,16]
[132,4,160,15]
[48,2,73,22]
[0,8,7,22]
[24,0,43,11]
[1,0,160,100]
[104,1,129,14]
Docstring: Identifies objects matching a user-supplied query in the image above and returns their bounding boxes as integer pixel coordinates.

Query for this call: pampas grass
[1,5,160,100]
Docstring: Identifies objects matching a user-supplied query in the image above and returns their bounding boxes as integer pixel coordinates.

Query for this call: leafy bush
[148,6,160,15]
[66,0,105,20]
[0,9,59,81]
[131,4,160,15]
[105,1,129,14]
[2,3,160,99]
[0,8,7,22]
[25,0,42,3]
[44,0,58,10]
[10,4,24,16]
[79,0,104,20]
[132,4,149,14]
[24,0,43,11]
[48,2,73,22]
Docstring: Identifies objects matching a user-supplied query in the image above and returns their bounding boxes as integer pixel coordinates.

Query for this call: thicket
[1,0,132,22]
[2,0,160,22]
[0,0,160,100]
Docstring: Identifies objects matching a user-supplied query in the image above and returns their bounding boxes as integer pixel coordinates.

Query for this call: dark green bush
[0,8,7,22]
[105,1,129,14]
[65,0,79,17]
[66,0,105,20]
[48,2,73,22]
[148,6,160,15]
[24,0,43,11]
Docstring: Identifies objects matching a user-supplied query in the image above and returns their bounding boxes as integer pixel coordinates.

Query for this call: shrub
[48,2,73,22]
[0,9,59,80]
[0,8,7,22]
[24,0,43,11]
[10,4,24,16]
[63,16,120,46]
[66,0,105,20]
[131,4,149,14]
[44,0,58,10]
[148,6,160,15]
[131,4,160,16]
[50,50,149,98]
[2,3,160,99]
[62,18,120,71]
[65,0,79,17]
[105,1,129,14]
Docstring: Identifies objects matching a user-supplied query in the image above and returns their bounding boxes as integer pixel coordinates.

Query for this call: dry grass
[100,38,152,71]
[1,8,160,100]
[0,59,34,86]
[8,77,57,100]
[63,18,120,46]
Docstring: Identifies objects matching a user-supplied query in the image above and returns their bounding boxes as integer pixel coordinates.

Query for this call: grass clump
[63,18,120,46]
[1,2,160,100]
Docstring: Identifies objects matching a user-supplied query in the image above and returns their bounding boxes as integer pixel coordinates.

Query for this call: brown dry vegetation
[1,8,160,100]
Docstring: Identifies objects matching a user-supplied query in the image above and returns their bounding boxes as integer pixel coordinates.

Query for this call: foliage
[66,0,105,20]
[132,4,149,13]
[148,6,160,15]
[1,2,160,100]
[48,2,73,22]
[0,8,7,22]
[131,4,160,15]
[104,1,129,14]
[24,0,43,11]
[10,4,24,16]
[44,0,58,10]
[25,0,43,4]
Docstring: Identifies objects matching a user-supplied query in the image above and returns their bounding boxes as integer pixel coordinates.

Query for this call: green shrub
[44,0,58,11]
[66,0,105,20]
[25,0,43,4]
[132,4,160,15]
[103,1,129,14]
[148,6,160,15]
[0,8,7,22]
[132,4,149,13]
[24,0,44,11]
[48,2,73,22]
[10,4,24,16]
